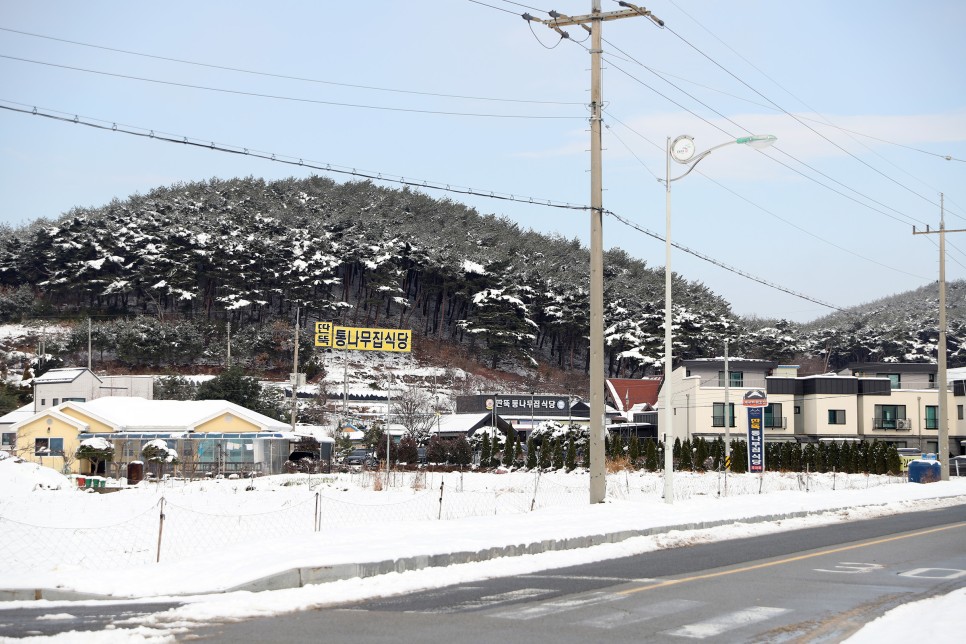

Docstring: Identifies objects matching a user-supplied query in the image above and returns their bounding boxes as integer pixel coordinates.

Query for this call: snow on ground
[0,455,964,643]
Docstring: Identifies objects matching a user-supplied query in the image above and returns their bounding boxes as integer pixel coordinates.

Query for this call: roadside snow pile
[0,454,73,494]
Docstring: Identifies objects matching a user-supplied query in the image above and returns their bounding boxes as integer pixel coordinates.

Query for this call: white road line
[490,590,623,620]
[582,599,704,629]
[424,588,554,614]
[667,606,791,639]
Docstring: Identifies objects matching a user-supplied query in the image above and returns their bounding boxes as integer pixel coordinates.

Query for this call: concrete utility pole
[913,194,962,481]
[87,317,92,370]
[291,307,300,431]
[525,1,664,505]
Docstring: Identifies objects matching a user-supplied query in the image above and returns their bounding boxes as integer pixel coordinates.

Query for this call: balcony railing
[872,418,911,430]
[765,416,787,429]
[711,416,736,428]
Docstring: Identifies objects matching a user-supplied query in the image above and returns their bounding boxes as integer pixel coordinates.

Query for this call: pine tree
[565,436,577,472]
[525,436,537,469]
[679,439,693,471]
[451,435,473,467]
[538,438,552,469]
[552,437,564,470]
[693,437,708,471]
[644,439,657,471]
[479,433,491,470]
[885,444,902,475]
[611,434,624,460]
[503,430,516,467]
[628,435,641,467]
[673,437,682,461]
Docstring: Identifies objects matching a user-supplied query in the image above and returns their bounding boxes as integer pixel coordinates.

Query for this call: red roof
[606,378,662,413]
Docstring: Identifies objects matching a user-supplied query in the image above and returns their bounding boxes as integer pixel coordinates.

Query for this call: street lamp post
[661,133,776,505]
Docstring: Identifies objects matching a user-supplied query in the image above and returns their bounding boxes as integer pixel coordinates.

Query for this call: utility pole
[723,339,729,495]
[913,194,962,481]
[290,307,300,431]
[87,317,92,371]
[226,320,231,367]
[524,1,663,505]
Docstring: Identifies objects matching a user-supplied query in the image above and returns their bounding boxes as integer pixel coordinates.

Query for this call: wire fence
[0,469,907,573]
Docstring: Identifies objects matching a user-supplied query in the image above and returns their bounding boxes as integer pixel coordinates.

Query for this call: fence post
[530,471,541,512]
[806,463,810,493]
[155,497,166,563]
[314,491,320,532]
[832,467,836,491]
[437,480,445,520]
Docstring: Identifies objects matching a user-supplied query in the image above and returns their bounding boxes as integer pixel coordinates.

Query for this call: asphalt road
[195,504,966,644]
[1,506,963,641]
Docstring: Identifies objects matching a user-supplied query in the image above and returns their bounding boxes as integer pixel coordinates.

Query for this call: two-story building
[1,368,155,455]
[660,359,964,456]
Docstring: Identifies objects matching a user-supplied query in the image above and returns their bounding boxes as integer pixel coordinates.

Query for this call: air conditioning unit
[896,419,912,430]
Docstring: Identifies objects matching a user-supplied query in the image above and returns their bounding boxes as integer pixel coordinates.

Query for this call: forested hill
[0,176,732,376]
[0,176,962,376]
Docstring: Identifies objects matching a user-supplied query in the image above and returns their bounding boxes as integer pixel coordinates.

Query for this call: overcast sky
[2,1,964,323]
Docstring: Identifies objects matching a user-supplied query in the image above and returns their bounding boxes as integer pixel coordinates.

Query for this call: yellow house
[12,397,292,475]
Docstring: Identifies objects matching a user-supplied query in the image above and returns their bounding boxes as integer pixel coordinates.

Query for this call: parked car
[344,448,377,468]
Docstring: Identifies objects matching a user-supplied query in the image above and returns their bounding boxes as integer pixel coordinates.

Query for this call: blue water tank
[908,459,941,483]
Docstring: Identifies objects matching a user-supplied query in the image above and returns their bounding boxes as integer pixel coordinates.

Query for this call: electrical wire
[0,101,589,212]
[0,25,583,106]
[465,0,520,16]
[604,112,931,282]
[1,99,849,312]
[602,208,847,312]
[659,24,946,214]
[598,44,930,229]
[659,0,965,166]
[0,54,583,120]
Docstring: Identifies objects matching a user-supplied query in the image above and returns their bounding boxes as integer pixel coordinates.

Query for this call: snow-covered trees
[75,437,114,475]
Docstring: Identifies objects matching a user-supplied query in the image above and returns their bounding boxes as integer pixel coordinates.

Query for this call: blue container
[908,459,941,484]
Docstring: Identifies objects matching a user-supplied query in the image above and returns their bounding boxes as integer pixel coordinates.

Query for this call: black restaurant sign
[456,394,572,417]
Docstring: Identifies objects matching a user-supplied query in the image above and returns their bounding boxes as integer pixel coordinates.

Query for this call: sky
[2,455,965,642]
[1,1,965,323]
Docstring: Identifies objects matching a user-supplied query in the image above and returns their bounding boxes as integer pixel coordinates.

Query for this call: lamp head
[737,134,777,149]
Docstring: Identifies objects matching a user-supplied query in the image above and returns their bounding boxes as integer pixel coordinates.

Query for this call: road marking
[490,590,622,620]
[424,588,553,614]
[619,521,966,597]
[581,599,703,629]
[814,562,885,574]
[667,606,790,639]
[899,568,966,580]
[522,574,659,583]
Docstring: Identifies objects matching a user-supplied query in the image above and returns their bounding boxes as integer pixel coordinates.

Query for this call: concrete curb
[0,506,838,601]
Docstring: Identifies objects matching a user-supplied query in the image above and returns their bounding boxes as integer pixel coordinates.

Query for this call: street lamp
[661,133,776,505]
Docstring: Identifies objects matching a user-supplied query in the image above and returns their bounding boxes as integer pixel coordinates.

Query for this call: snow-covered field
[1,454,964,643]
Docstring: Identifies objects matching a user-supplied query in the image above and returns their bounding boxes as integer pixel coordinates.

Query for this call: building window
[925,405,938,430]
[794,406,801,415]
[712,402,735,427]
[717,371,744,387]
[34,437,64,456]
[40,398,46,406]
[958,405,964,421]
[874,404,907,429]
[764,403,784,428]
[828,410,846,425]
[1,432,14,448]
[929,373,936,388]
[878,373,901,389]
[62,397,85,403]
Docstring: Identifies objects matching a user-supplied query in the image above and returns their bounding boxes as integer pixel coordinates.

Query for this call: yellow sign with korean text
[314,322,412,353]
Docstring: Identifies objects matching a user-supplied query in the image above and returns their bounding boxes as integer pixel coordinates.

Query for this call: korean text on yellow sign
[314,322,412,353]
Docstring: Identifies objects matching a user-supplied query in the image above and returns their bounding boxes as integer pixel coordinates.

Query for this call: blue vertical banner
[747,406,764,473]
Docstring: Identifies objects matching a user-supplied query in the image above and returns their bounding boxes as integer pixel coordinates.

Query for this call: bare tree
[391,384,436,445]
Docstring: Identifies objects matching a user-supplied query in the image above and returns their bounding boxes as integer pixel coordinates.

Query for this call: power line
[0,101,590,211]
[0,54,584,120]
[658,23,945,214]
[603,208,846,312]
[659,0,965,166]
[597,43,930,228]
[603,113,930,282]
[0,25,582,106]
[1,99,849,312]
